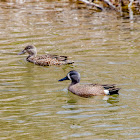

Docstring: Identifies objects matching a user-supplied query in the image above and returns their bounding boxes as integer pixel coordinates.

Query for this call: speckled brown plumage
[18,45,74,66]
[27,55,73,66]
[68,83,120,97]
[59,70,120,97]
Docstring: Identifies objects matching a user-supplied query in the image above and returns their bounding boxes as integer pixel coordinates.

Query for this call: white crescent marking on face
[67,73,71,80]
[78,72,80,79]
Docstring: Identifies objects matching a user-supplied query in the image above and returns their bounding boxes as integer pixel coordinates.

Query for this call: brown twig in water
[102,0,117,10]
[128,0,134,20]
[79,0,104,11]
[128,0,134,7]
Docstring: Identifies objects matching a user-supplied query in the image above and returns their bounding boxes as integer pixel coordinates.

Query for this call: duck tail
[65,60,74,64]
[103,84,120,95]
[108,88,120,95]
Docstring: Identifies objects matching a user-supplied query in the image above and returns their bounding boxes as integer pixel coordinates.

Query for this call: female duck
[59,70,120,97]
[18,45,74,66]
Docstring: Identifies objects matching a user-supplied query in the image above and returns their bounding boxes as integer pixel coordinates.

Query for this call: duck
[18,45,74,66]
[58,70,120,97]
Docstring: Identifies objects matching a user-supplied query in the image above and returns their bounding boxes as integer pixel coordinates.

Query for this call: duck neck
[31,52,37,57]
[28,52,37,58]
[71,79,80,85]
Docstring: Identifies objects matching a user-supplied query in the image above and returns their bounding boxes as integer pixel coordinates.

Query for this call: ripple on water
[62,132,93,139]
[0,95,27,102]
[33,112,50,116]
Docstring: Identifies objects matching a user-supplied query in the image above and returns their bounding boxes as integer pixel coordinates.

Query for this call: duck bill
[18,49,26,55]
[58,76,69,81]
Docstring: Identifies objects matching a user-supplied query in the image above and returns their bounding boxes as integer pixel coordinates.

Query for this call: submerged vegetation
[77,0,140,16]
[0,0,140,19]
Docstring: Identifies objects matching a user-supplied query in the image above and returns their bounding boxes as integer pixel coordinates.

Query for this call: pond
[0,0,140,139]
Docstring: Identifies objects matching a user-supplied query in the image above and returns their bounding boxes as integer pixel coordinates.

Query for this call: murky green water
[0,0,140,139]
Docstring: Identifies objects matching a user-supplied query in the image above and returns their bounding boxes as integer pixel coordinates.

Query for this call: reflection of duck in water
[59,70,120,98]
[18,45,74,66]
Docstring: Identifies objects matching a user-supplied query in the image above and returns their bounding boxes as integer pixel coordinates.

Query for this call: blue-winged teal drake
[59,70,120,97]
[18,45,74,66]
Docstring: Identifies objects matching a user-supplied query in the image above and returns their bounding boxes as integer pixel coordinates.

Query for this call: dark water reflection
[0,0,140,139]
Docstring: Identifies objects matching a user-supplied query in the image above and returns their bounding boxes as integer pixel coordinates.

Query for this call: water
[0,0,140,139]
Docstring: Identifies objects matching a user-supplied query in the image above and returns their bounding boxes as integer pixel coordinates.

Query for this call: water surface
[0,0,140,139]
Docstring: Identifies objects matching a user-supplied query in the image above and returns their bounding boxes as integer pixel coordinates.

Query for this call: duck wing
[36,54,69,61]
[90,84,120,95]
[46,54,69,61]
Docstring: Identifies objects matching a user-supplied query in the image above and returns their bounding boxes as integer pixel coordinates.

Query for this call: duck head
[18,45,37,57]
[59,70,80,84]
